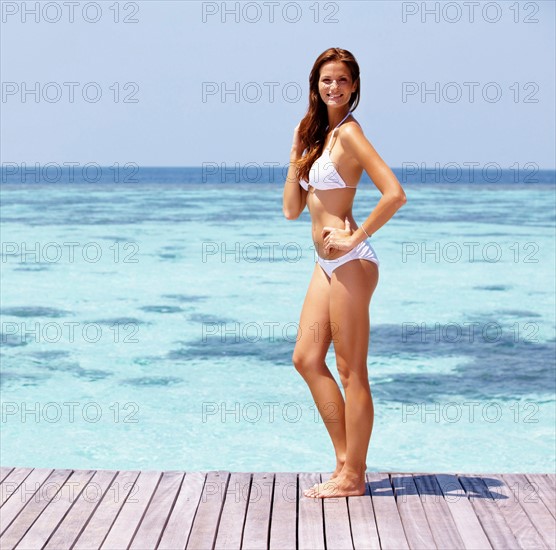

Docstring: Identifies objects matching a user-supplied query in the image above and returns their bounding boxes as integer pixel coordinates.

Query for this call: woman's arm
[283,124,308,220]
[341,124,407,246]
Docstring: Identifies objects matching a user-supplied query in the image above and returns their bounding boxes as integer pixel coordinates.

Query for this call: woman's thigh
[292,263,334,367]
[329,260,379,379]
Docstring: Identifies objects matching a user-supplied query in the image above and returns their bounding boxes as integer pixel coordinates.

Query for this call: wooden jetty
[0,467,554,549]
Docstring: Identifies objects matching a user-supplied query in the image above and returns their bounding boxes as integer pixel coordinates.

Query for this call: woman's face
[318,61,358,109]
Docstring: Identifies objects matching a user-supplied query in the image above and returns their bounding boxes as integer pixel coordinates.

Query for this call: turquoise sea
[1,171,555,473]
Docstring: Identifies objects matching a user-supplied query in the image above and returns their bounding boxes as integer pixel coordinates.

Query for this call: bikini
[298,110,380,278]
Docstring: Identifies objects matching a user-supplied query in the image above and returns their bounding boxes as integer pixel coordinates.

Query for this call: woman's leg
[292,262,347,477]
[304,258,379,498]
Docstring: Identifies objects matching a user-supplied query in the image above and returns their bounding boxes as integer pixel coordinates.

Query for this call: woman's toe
[303,486,316,497]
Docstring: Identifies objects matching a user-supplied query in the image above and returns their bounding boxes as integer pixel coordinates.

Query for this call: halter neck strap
[333,110,352,130]
[325,110,352,130]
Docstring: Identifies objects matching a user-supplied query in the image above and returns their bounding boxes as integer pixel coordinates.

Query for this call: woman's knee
[336,358,370,388]
[292,350,325,375]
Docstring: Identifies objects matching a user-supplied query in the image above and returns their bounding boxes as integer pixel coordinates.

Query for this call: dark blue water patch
[492,309,542,318]
[162,294,209,303]
[83,217,145,226]
[139,305,185,314]
[1,306,72,318]
[166,337,293,366]
[30,350,70,359]
[0,185,203,225]
[13,266,51,272]
[396,188,555,227]
[0,332,29,348]
[157,245,184,260]
[131,356,164,367]
[369,324,556,402]
[69,367,112,381]
[22,351,113,381]
[188,313,237,324]
[121,376,183,386]
[92,235,135,241]
[464,233,516,237]
[87,317,150,326]
[0,371,51,388]
[473,285,510,291]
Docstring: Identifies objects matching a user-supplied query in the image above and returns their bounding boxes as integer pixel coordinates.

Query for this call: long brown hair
[296,48,361,184]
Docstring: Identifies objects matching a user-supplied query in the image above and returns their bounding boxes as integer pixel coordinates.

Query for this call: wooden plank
[44,469,118,550]
[214,472,251,549]
[0,468,33,506]
[458,474,520,549]
[348,474,381,550]
[269,472,297,550]
[14,469,96,549]
[526,474,556,519]
[484,473,548,549]
[366,472,409,550]
[186,471,229,549]
[129,470,184,549]
[100,469,161,549]
[435,474,492,549]
[540,474,556,490]
[0,468,15,484]
[158,471,205,550]
[298,473,325,550]
[0,469,71,547]
[500,473,555,549]
[391,474,436,549]
[321,471,353,550]
[242,472,273,549]
[72,469,140,550]
[0,468,52,535]
[413,474,464,549]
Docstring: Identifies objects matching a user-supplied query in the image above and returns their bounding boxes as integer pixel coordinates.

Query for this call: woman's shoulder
[337,117,365,140]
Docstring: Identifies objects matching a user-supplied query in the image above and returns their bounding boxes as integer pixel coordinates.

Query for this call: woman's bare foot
[304,461,367,494]
[303,472,367,498]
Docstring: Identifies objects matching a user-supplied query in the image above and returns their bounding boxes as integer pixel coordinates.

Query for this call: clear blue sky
[1,0,555,168]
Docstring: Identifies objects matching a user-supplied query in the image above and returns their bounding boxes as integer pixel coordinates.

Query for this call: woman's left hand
[322,218,355,254]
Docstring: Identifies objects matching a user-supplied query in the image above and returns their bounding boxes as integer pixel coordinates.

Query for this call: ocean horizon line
[1,165,555,185]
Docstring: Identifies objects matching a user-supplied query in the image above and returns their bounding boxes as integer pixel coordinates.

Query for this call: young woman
[283,48,407,499]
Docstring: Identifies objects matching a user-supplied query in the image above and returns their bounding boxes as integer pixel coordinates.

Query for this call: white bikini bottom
[316,240,379,278]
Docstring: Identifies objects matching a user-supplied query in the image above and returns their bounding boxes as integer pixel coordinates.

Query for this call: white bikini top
[299,110,358,191]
